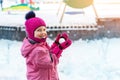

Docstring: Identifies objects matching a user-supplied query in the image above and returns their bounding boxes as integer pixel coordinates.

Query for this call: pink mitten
[50,46,63,58]
[59,39,72,50]
[50,32,72,58]
[61,32,68,40]
[51,33,61,50]
[51,32,69,49]
[50,39,72,58]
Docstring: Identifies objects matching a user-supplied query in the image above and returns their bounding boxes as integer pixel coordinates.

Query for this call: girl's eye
[37,29,42,32]
[36,27,46,32]
[43,28,46,31]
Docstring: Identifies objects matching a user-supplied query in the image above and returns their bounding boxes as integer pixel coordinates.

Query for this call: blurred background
[0,0,120,80]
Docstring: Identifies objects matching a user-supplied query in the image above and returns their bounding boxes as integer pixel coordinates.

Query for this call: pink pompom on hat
[25,11,46,43]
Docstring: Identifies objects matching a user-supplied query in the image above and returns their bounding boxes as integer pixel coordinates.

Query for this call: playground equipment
[0,0,99,41]
[0,0,120,41]
[3,4,39,11]
[57,0,95,23]
[64,0,93,8]
[3,0,39,11]
[21,0,34,4]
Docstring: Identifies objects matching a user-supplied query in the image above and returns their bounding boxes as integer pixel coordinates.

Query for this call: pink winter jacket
[21,38,59,80]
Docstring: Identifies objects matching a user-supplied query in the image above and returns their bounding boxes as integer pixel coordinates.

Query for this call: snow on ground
[0,38,120,80]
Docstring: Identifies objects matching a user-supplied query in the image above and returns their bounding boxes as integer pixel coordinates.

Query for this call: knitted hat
[25,11,47,43]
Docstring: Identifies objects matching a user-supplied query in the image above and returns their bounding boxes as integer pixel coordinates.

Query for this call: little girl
[21,11,72,80]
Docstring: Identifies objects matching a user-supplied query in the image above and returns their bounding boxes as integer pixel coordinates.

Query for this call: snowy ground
[0,38,120,80]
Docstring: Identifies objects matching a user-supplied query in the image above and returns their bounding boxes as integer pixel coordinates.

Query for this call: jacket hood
[21,38,37,58]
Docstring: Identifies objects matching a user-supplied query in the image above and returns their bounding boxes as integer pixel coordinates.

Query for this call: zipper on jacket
[49,53,53,62]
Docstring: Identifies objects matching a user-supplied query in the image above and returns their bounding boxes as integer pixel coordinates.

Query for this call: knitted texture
[25,11,46,43]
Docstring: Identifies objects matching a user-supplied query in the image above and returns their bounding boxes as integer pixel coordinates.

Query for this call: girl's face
[34,26,47,39]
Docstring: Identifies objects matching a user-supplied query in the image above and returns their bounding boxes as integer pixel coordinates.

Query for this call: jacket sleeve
[34,49,54,69]
[52,54,59,66]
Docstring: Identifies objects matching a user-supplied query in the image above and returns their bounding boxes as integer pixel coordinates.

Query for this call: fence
[0,18,120,41]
